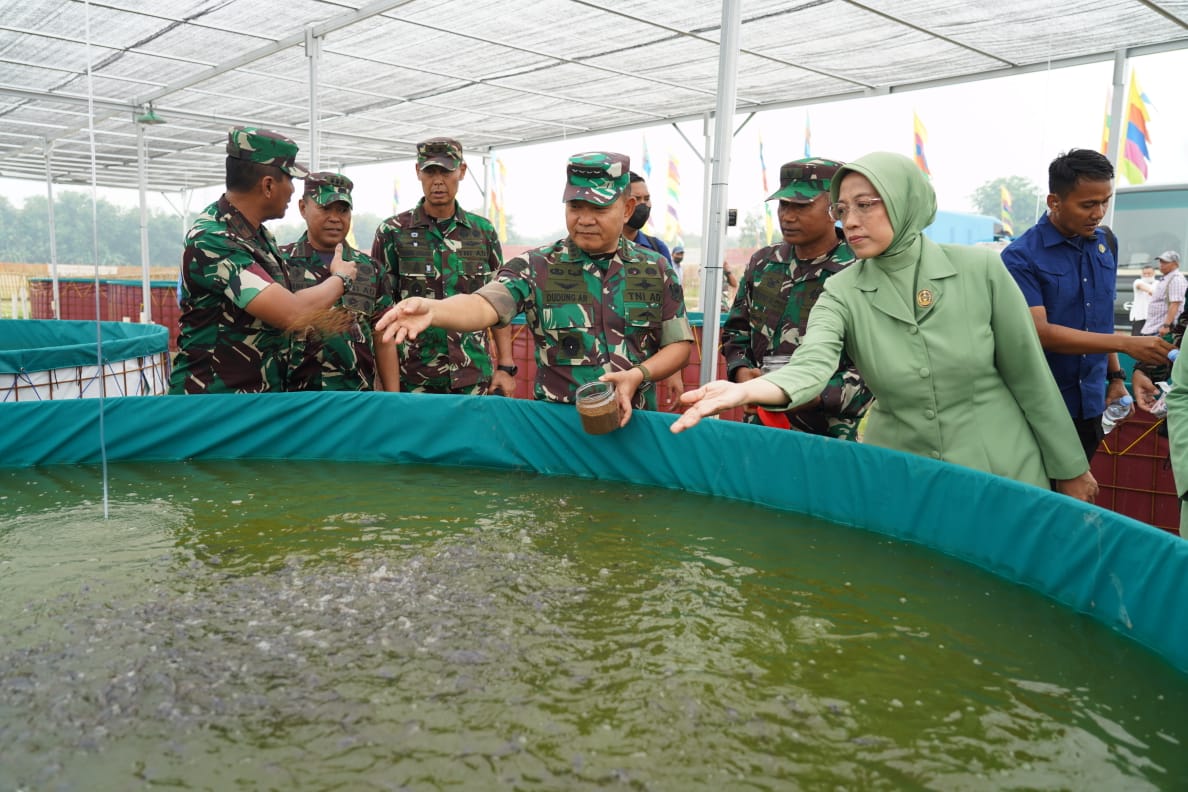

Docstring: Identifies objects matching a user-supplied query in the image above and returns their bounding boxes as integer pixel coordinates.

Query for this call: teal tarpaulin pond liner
[0,319,170,400]
[1,390,1186,675]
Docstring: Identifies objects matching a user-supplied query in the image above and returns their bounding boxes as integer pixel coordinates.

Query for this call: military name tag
[916,289,934,308]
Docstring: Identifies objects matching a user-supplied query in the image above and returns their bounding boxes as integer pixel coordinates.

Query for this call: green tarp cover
[0,390,1185,674]
[0,320,168,374]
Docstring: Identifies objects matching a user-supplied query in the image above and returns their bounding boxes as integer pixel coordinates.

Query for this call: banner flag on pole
[999,185,1014,238]
[642,136,653,179]
[759,134,774,245]
[804,113,811,158]
[489,158,508,241]
[392,177,401,215]
[912,111,930,175]
[664,153,681,244]
[1120,70,1153,185]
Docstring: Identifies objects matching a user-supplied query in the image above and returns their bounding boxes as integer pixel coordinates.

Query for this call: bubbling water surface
[1,460,1185,790]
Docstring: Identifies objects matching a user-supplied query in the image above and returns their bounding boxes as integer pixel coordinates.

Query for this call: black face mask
[626,202,651,230]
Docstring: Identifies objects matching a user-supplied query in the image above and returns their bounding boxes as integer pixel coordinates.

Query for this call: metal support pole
[699,0,742,386]
[137,122,152,322]
[43,140,61,320]
[698,113,713,312]
[306,26,322,171]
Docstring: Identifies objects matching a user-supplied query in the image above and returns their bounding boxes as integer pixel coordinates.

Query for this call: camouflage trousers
[404,377,489,396]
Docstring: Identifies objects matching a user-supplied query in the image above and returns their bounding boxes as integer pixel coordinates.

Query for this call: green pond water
[0,460,1185,791]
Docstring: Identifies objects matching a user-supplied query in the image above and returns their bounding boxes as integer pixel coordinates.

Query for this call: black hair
[629,171,645,184]
[1048,149,1114,196]
[226,157,284,193]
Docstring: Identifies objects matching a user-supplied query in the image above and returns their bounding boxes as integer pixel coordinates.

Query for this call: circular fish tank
[2,392,1186,789]
[0,319,169,401]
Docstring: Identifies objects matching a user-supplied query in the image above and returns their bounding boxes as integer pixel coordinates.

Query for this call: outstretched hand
[375,297,433,345]
[669,380,749,434]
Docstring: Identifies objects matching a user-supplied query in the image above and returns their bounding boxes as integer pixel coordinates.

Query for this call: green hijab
[829,152,937,265]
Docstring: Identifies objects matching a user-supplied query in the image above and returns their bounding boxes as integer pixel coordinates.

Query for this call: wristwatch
[1106,370,1126,381]
[497,364,518,376]
[332,271,353,292]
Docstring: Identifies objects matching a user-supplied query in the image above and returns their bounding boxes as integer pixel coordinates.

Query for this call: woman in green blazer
[672,152,1097,502]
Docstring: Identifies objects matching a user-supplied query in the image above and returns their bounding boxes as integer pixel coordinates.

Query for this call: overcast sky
[4,48,1185,246]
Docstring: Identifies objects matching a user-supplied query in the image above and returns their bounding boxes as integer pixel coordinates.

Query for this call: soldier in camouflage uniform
[376,152,694,426]
[281,172,398,391]
[370,138,515,395]
[721,157,873,439]
[170,127,358,394]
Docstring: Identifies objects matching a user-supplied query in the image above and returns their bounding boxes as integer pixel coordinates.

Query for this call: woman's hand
[1055,470,1098,503]
[670,381,751,433]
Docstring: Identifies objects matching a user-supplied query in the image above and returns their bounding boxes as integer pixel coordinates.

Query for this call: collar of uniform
[411,198,470,230]
[288,231,355,260]
[216,193,259,241]
[1036,211,1090,250]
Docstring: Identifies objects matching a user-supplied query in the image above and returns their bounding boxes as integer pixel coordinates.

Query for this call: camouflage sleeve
[370,221,398,296]
[721,252,763,379]
[658,254,694,345]
[486,224,504,275]
[360,250,394,326]
[817,357,874,419]
[479,255,534,326]
[190,231,276,309]
[1135,310,1187,381]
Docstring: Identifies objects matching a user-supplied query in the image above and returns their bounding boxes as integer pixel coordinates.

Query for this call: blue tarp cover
[0,320,168,374]
[0,390,1185,674]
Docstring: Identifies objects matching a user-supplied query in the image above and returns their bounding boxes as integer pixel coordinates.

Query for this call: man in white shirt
[1130,265,1156,335]
[1142,252,1187,337]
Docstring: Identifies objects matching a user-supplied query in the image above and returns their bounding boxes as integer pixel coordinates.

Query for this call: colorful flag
[392,177,401,215]
[489,158,508,241]
[912,111,930,175]
[1099,91,1112,155]
[664,153,681,243]
[642,136,652,179]
[759,134,774,245]
[804,113,811,158]
[1120,71,1153,185]
[999,185,1014,238]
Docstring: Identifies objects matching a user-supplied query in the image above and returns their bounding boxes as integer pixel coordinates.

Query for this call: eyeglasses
[829,198,885,222]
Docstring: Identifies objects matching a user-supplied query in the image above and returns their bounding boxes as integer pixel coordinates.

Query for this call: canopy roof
[2,0,1187,191]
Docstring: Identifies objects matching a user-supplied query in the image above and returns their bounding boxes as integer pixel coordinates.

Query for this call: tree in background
[0,192,184,268]
[970,176,1042,232]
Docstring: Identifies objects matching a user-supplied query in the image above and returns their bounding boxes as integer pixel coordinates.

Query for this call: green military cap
[226,126,309,178]
[768,157,843,202]
[417,137,464,171]
[303,171,354,208]
[562,152,630,206]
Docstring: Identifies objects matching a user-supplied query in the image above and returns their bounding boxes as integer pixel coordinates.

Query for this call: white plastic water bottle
[1150,348,1180,418]
[1101,395,1134,434]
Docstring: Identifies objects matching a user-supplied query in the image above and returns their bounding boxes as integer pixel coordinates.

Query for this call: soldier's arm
[375,338,401,392]
[721,255,761,381]
[246,278,347,330]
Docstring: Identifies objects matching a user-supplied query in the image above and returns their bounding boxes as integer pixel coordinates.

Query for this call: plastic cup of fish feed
[576,380,620,435]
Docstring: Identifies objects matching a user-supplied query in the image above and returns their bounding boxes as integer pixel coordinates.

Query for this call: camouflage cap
[417,137,464,171]
[768,157,843,202]
[303,171,354,208]
[562,152,630,206]
[226,126,309,179]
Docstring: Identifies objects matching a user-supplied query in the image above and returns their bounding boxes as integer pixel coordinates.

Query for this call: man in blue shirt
[1003,148,1172,462]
